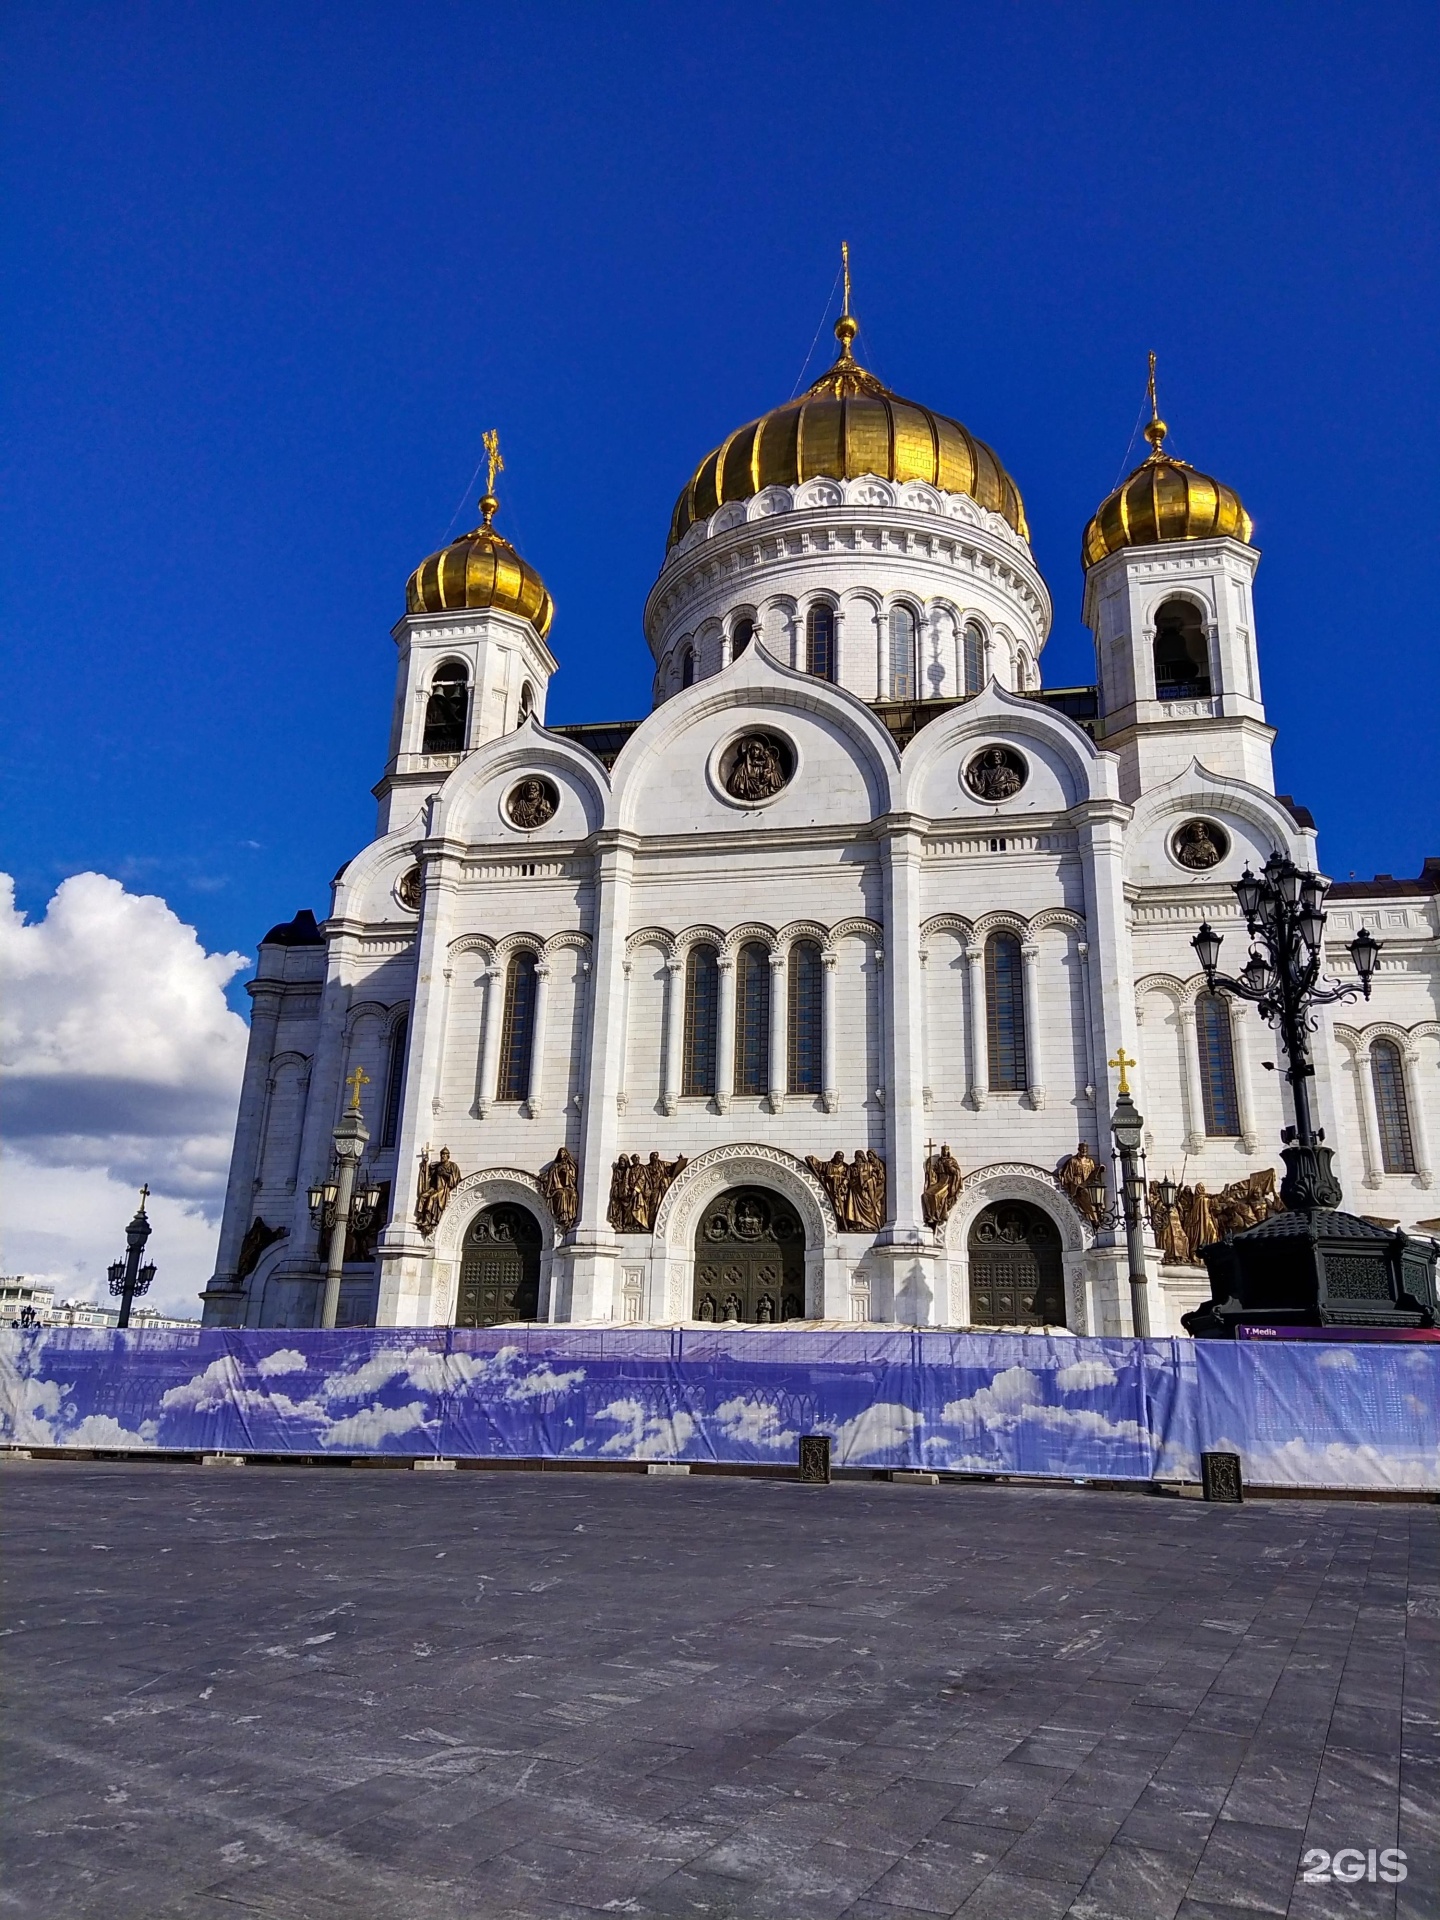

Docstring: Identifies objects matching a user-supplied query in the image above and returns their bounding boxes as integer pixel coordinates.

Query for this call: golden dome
[1083,366,1253,569]
[406,435,554,636]
[667,310,1028,549]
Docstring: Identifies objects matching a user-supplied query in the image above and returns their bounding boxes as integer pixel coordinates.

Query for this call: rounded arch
[775,918,829,953]
[430,727,611,843]
[625,925,675,961]
[492,931,546,961]
[920,913,976,946]
[824,915,883,953]
[428,1168,562,1326]
[448,933,498,964]
[940,1163,1092,1331]
[1142,584,1214,632]
[971,909,1031,941]
[899,681,1109,814]
[1028,907,1086,936]
[722,921,777,956]
[673,923,726,958]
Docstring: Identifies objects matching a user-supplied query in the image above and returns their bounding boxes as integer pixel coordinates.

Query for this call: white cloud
[1055,1359,1118,1392]
[1317,1347,1360,1370]
[941,1365,1043,1427]
[0,873,250,1314]
[159,1356,241,1413]
[828,1401,922,1465]
[320,1400,430,1450]
[713,1395,798,1450]
[592,1396,697,1460]
[255,1347,308,1377]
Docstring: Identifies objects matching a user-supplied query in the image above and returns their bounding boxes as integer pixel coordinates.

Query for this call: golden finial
[834,240,858,358]
[1143,351,1168,456]
[345,1065,371,1114]
[1109,1048,1137,1095]
[479,428,504,527]
[137,1183,151,1212]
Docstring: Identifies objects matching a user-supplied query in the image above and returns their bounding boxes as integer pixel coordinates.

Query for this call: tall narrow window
[680,647,695,688]
[889,606,917,700]
[806,604,836,681]
[1371,1039,1417,1173]
[380,1014,408,1147]
[517,682,535,724]
[787,940,823,1094]
[682,946,719,1097]
[734,942,770,1096]
[497,952,538,1102]
[1196,992,1241,1136]
[422,660,469,753]
[1153,598,1211,699]
[963,621,985,694]
[732,617,754,658]
[985,931,1028,1093]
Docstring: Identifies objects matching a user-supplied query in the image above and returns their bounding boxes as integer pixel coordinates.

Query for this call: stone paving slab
[0,1462,1434,1918]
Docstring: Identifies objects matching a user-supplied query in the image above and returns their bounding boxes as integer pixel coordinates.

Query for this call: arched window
[787,940,823,1094]
[497,952,538,1102]
[680,647,695,689]
[380,1014,408,1148]
[889,605,917,700]
[963,621,985,695]
[517,682,535,724]
[806,604,836,681]
[1153,599,1211,700]
[1016,651,1032,692]
[682,946,719,1097]
[422,659,469,753]
[732,617,754,658]
[1371,1039,1417,1173]
[985,931,1028,1093]
[1196,992,1240,1136]
[734,942,770,1096]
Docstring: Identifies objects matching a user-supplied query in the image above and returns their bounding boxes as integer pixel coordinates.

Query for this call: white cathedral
[204,296,1440,1337]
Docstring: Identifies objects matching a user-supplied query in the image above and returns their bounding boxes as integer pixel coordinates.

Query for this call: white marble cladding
[644,479,1051,708]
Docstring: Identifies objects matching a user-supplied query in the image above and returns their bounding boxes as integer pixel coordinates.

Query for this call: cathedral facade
[204,306,1439,1336]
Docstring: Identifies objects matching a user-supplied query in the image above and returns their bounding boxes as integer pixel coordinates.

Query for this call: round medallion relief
[505,776,559,831]
[396,865,422,911]
[720,731,795,803]
[963,745,1027,802]
[1172,818,1228,870]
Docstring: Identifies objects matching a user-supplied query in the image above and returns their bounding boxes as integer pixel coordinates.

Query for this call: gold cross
[345,1065,371,1113]
[483,427,504,499]
[1108,1048,1136,1095]
[1147,350,1158,419]
[841,240,851,318]
[137,1183,151,1210]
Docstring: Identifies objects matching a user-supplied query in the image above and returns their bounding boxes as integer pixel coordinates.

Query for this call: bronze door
[693,1187,806,1323]
[457,1204,541,1328]
[967,1201,1067,1328]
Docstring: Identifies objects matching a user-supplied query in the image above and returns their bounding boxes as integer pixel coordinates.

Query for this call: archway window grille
[1370,1039,1417,1173]
[422,659,469,753]
[682,946,719,1097]
[889,605,917,700]
[985,931,1028,1093]
[734,942,770,1096]
[963,621,985,694]
[380,1015,408,1148]
[497,952,538,1102]
[806,604,836,681]
[788,939,823,1094]
[1196,992,1241,1136]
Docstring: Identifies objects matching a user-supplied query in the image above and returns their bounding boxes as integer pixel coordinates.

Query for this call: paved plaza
[1,1462,1435,1919]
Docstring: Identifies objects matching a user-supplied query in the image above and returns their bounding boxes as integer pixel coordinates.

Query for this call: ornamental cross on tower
[1109,1048,1136,1095]
[480,428,504,526]
[841,239,851,318]
[345,1065,370,1113]
[1144,351,1167,455]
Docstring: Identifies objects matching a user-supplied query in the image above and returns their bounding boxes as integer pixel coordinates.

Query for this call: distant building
[1,1279,55,1326]
[0,1282,199,1331]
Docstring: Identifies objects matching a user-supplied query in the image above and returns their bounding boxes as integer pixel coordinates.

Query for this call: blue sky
[3,0,1437,986]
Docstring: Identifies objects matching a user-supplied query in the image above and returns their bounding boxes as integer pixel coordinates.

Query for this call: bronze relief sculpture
[723,733,792,802]
[1148,1167,1284,1264]
[608,1151,687,1232]
[806,1149,887,1232]
[1056,1142,1103,1226]
[921,1144,964,1228]
[236,1216,286,1282]
[538,1146,579,1231]
[963,745,1026,801]
[415,1146,462,1237]
[1172,818,1227,869]
[506,777,559,831]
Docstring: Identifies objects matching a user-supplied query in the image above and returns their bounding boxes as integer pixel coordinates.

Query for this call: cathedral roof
[667,306,1028,550]
[1082,363,1253,568]
[406,438,554,637]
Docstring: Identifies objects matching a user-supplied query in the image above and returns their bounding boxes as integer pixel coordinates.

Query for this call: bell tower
[1081,359,1273,801]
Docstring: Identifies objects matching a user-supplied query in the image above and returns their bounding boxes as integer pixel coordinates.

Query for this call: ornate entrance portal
[693,1187,806,1323]
[966,1200,1067,1327]
[457,1204,541,1327]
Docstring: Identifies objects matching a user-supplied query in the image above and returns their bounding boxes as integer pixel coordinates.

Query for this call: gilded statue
[608,1151,686,1233]
[921,1144,964,1228]
[1210,1167,1285,1235]
[806,1149,887,1232]
[507,778,558,831]
[538,1146,579,1232]
[415,1146,462,1237]
[1149,1167,1284,1265]
[1056,1142,1103,1227]
[1148,1182,1192,1266]
[725,734,789,802]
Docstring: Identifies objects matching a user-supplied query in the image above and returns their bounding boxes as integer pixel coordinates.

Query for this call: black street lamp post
[308,1067,383,1330]
[107,1187,157,1329]
[1080,1053,1153,1338]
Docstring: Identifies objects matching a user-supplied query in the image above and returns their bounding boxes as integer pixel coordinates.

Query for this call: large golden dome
[1083,374,1252,568]
[406,458,554,638]
[667,311,1028,550]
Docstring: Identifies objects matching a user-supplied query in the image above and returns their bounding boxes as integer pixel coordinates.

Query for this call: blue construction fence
[1,1327,1435,1492]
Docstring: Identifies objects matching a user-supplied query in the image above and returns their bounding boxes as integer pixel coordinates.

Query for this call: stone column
[876,814,936,1320]
[963,940,987,1109]
[821,950,839,1112]
[1355,1043,1385,1188]
[661,957,684,1116]
[1178,1002,1206,1151]
[1020,939,1046,1110]
[767,950,787,1113]
[1230,1000,1259,1152]
[1405,1047,1434,1188]
[715,954,736,1112]
[614,959,632,1113]
[475,964,503,1116]
[1075,940,1097,1104]
[523,960,551,1118]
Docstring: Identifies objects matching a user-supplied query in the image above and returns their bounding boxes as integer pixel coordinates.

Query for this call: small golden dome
[406,433,554,636]
[667,309,1028,550]
[1083,363,1253,568]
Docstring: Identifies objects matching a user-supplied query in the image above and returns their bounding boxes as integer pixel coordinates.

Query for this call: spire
[479,427,505,527]
[1144,350,1168,458]
[834,239,858,359]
